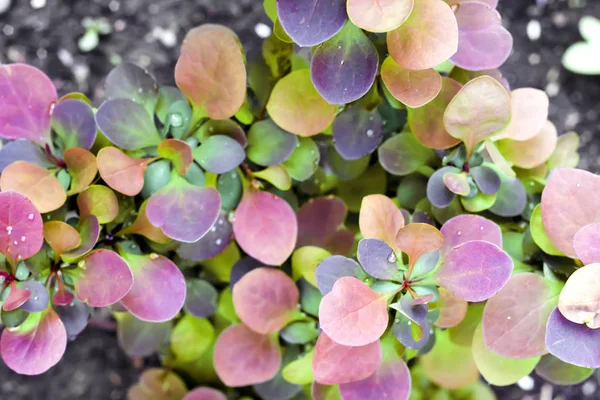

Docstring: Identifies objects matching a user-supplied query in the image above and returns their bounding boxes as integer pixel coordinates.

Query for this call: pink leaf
[339,354,411,400]
[233,267,299,334]
[233,191,297,266]
[439,214,502,258]
[319,276,388,346]
[3,281,31,311]
[183,388,227,400]
[0,191,44,265]
[573,223,600,265]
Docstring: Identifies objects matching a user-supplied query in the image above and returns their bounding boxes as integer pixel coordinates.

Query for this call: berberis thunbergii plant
[0,0,590,398]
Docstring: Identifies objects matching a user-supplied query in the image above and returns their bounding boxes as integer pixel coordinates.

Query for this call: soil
[0,0,599,399]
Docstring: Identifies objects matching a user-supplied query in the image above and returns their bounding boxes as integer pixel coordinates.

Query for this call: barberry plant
[0,0,590,398]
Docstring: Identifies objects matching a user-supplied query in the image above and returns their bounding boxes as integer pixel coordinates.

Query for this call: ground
[0,0,599,398]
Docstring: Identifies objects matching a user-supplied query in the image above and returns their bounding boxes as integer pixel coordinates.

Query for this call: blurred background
[0,0,599,399]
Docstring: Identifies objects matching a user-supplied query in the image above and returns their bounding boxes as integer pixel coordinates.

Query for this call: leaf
[449,303,484,346]
[437,240,513,302]
[472,323,540,386]
[276,0,347,47]
[50,99,97,150]
[443,170,470,195]
[482,272,560,358]
[0,139,52,174]
[378,132,436,176]
[77,185,119,224]
[96,147,153,196]
[426,166,458,208]
[297,197,354,256]
[435,287,468,328]
[266,69,337,136]
[247,119,298,166]
[327,148,370,181]
[157,139,193,176]
[176,210,232,261]
[391,294,431,349]
[312,332,381,385]
[497,121,558,169]
[0,308,66,375]
[193,135,245,174]
[535,354,594,385]
[61,215,100,263]
[254,166,292,191]
[547,132,580,171]
[3,282,31,311]
[338,164,387,212]
[312,383,342,400]
[120,253,186,322]
[171,315,214,362]
[357,238,400,280]
[0,191,44,265]
[128,368,187,400]
[387,0,458,70]
[183,279,218,318]
[119,200,170,244]
[175,25,246,119]
[407,77,462,149]
[0,64,57,145]
[233,268,299,334]
[0,161,66,213]
[451,2,513,71]
[395,223,443,267]
[282,137,320,181]
[381,56,442,108]
[471,164,500,194]
[332,106,382,161]
[315,256,366,295]
[282,349,314,385]
[499,88,549,141]
[530,204,563,256]
[146,175,221,243]
[338,353,411,400]
[63,147,97,195]
[422,329,478,389]
[19,281,49,313]
[95,99,161,150]
[104,63,158,116]
[43,221,80,255]
[116,312,172,357]
[545,307,600,368]
[443,76,511,157]
[347,0,413,33]
[75,250,133,307]
[195,119,247,148]
[214,324,281,387]
[183,388,226,400]
[311,22,379,104]
[233,191,297,265]
[439,214,502,258]
[573,223,600,266]
[558,263,600,328]
[359,194,404,249]
[541,168,600,258]
[319,276,388,346]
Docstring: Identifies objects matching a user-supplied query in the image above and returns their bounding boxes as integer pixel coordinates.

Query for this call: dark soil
[0,0,599,399]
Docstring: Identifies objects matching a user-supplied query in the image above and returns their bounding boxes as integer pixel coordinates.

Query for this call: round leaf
[558,263,600,328]
[378,132,436,176]
[97,147,153,196]
[439,214,502,258]
[183,279,218,318]
[332,105,383,160]
[247,119,298,166]
[347,0,413,33]
[193,135,245,174]
[381,56,442,108]
[297,197,353,256]
[233,268,299,334]
[43,221,81,255]
[395,223,443,266]
[104,63,158,115]
[119,200,171,244]
[77,185,119,224]
[158,139,193,176]
[357,238,400,281]
[359,194,404,249]
[435,287,468,328]
[176,211,233,261]
[171,315,214,362]
[75,250,133,307]
[535,354,594,385]
[500,88,549,141]
[0,191,44,264]
[497,120,558,169]
[50,99,97,150]
[0,139,52,174]
[546,307,600,368]
[315,255,365,295]
[183,388,226,400]
[63,147,97,195]
[117,312,171,357]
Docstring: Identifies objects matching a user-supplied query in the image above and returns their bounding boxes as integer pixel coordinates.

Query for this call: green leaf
[171,315,214,362]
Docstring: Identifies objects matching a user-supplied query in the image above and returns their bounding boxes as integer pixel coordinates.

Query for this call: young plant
[0,0,590,398]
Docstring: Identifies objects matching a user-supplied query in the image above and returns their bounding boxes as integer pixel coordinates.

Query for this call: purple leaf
[184,279,218,318]
[193,135,245,174]
[339,354,411,400]
[95,99,161,150]
[247,119,298,167]
[117,312,172,357]
[1,308,66,375]
[546,307,600,368]
[0,191,44,265]
[276,0,348,47]
[19,280,49,313]
[297,197,354,256]
[176,211,233,261]
[104,63,158,114]
[0,139,52,173]
[75,250,133,307]
[437,240,513,302]
[311,22,379,104]
[471,164,501,194]
[230,256,263,287]
[439,214,502,258]
[50,99,97,150]
[427,166,458,208]
[452,2,513,71]
[0,64,57,145]
[54,298,89,338]
[120,253,186,322]
[146,176,221,243]
[332,105,383,160]
[392,294,431,350]
[357,238,400,281]
[489,173,527,217]
[315,255,365,295]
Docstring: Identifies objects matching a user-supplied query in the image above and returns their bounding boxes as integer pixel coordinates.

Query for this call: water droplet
[12,241,17,246]
[137,88,143,94]
[457,231,462,236]
[6,226,12,235]
[231,172,237,178]
[215,238,222,246]
[209,127,214,132]
[78,260,86,268]
[48,102,56,116]
[27,213,34,220]
[170,113,183,127]
[337,45,342,49]
[366,129,374,137]
[340,60,344,65]
[17,255,22,260]
[407,321,412,325]
[210,226,217,233]
[33,296,38,301]
[218,219,224,225]
[507,316,511,320]
[480,226,484,231]
[149,253,159,260]
[21,236,26,242]
[577,183,581,188]
[387,252,397,263]
[529,181,535,186]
